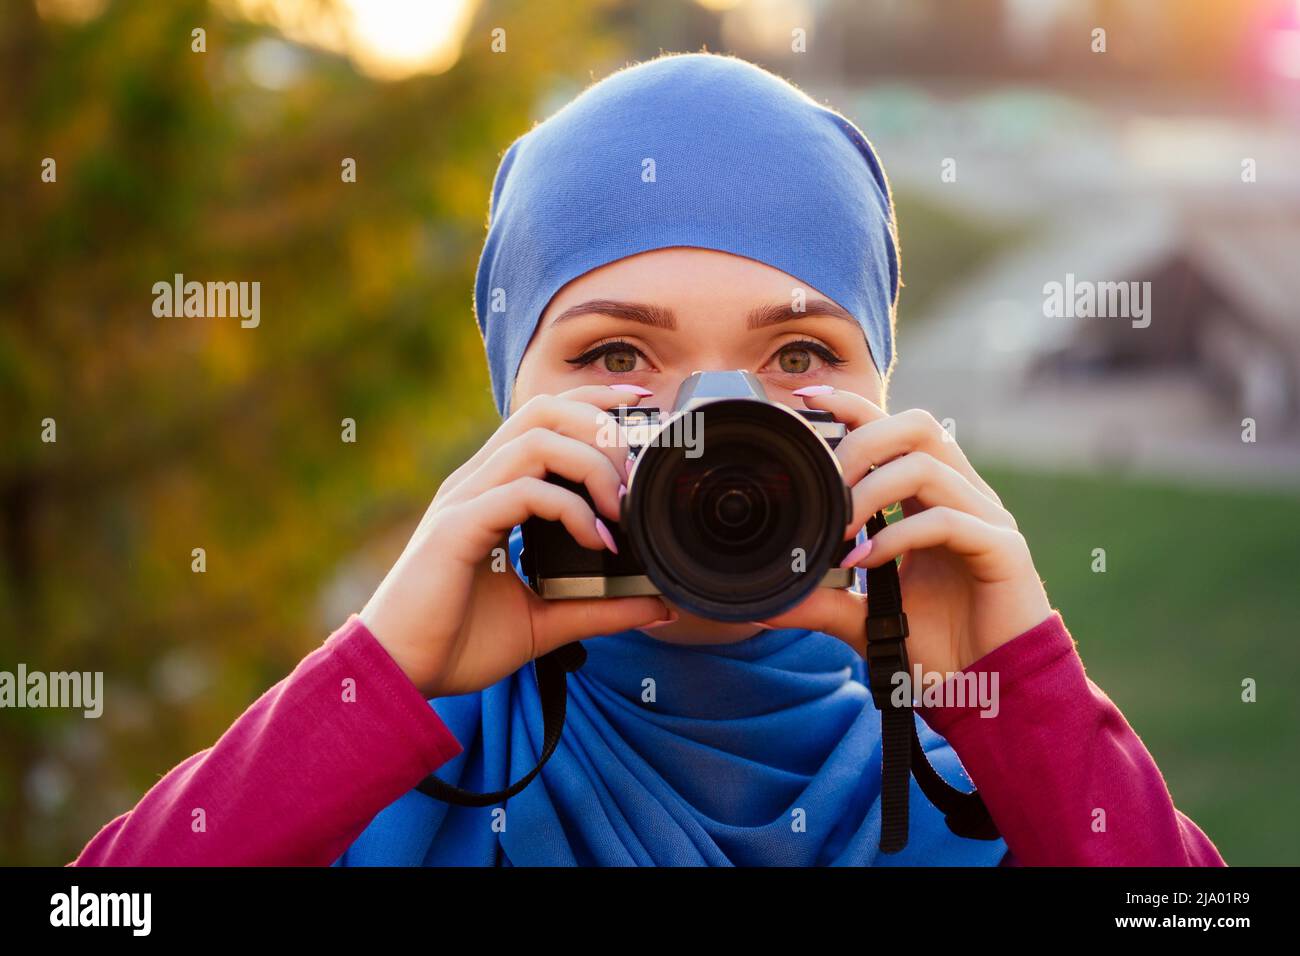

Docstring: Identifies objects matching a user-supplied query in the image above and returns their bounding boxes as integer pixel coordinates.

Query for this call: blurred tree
[0,0,621,864]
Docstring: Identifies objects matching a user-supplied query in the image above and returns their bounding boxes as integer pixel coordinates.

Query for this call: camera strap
[416,512,1001,854]
[414,639,586,807]
[863,510,1000,852]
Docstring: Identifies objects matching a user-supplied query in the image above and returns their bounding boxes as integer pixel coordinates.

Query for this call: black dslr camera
[520,370,855,621]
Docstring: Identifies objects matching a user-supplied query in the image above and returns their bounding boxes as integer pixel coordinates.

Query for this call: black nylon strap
[876,698,914,853]
[911,726,1002,840]
[414,640,586,807]
[863,510,1000,852]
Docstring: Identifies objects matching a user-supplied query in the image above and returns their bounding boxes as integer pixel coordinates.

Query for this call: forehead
[541,247,820,322]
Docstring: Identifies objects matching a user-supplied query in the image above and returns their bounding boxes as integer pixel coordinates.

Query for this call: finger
[445,427,627,521]
[791,384,888,430]
[757,586,869,656]
[793,389,1002,507]
[554,382,658,408]
[440,476,610,562]
[847,452,1011,537]
[856,507,1022,581]
[532,595,675,657]
[506,386,655,470]
[440,386,652,502]
[833,408,999,501]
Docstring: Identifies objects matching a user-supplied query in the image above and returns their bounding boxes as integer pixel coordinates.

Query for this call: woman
[73,52,1224,866]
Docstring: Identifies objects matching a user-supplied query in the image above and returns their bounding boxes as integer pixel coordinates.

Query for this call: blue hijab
[338,53,1007,865]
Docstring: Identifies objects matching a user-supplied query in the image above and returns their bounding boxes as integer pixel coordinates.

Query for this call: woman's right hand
[358,384,675,699]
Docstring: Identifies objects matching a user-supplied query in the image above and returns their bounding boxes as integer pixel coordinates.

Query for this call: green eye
[603,347,639,373]
[564,339,649,372]
[778,347,812,374]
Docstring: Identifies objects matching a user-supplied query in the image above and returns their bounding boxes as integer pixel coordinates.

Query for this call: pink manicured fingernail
[618,483,627,500]
[610,384,653,396]
[838,538,873,568]
[792,384,834,396]
[594,517,619,554]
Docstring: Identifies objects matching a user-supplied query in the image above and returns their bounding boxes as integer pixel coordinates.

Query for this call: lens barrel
[622,398,849,621]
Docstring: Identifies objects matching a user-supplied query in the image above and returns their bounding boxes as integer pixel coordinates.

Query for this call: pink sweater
[70,612,1225,866]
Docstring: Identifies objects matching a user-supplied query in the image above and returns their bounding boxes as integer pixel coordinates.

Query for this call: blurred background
[2,0,1298,866]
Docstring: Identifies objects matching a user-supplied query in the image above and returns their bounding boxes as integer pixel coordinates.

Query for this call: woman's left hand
[757,387,1052,676]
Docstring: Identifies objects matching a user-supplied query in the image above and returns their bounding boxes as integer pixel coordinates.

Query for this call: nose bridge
[654,310,754,406]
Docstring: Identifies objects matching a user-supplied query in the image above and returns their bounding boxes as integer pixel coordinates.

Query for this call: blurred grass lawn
[981,465,1300,866]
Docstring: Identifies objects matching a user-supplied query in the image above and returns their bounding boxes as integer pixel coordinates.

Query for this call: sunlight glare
[226,0,479,81]
[342,0,474,78]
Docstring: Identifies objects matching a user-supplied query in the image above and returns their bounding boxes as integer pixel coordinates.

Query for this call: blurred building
[888,196,1300,489]
[1034,210,1300,437]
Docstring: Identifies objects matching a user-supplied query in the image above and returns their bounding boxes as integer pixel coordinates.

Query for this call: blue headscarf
[474,51,899,415]
[338,53,1006,866]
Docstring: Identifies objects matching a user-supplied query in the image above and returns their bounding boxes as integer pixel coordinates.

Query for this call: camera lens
[699,470,769,548]
[714,490,750,527]
[624,399,848,621]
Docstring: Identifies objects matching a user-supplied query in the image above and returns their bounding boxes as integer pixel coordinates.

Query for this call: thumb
[759,587,868,655]
[532,595,675,656]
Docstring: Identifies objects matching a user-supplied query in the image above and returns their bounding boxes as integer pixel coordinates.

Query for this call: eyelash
[564,338,847,371]
[564,338,644,368]
[776,339,848,369]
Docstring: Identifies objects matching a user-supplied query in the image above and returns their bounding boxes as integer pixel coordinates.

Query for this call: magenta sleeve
[70,615,463,866]
[916,612,1226,866]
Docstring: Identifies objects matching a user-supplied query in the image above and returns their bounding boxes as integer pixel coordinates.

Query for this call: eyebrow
[549,297,858,330]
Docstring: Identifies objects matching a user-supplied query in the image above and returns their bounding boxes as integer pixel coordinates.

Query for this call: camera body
[520,370,856,622]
